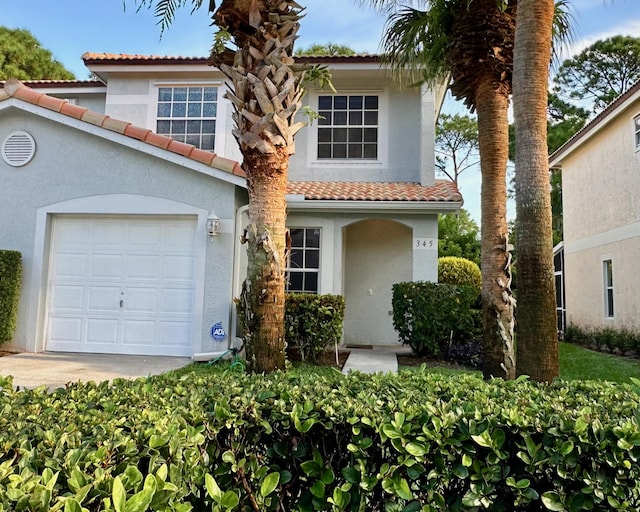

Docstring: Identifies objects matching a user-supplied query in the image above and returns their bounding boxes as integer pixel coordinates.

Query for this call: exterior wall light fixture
[207,212,220,239]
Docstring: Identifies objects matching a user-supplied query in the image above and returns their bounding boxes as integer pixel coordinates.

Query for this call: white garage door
[46,215,197,356]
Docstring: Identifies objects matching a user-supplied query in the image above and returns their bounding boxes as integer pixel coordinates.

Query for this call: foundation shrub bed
[392,281,481,358]
[2,371,640,511]
[284,294,345,363]
[0,250,22,343]
[564,324,640,355]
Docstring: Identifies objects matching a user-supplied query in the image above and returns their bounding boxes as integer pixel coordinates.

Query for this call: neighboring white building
[550,79,640,333]
[0,53,461,358]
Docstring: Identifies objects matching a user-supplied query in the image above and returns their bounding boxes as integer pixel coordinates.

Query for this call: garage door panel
[88,286,121,312]
[165,224,197,248]
[125,287,158,312]
[86,319,119,344]
[49,317,83,343]
[50,285,85,312]
[93,222,127,247]
[47,216,197,356]
[164,256,195,280]
[126,254,162,280]
[55,253,88,278]
[157,321,192,346]
[161,288,194,314]
[91,254,124,279]
[123,320,155,345]
[128,223,162,246]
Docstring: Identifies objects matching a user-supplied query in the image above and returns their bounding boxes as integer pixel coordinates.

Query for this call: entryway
[343,219,412,346]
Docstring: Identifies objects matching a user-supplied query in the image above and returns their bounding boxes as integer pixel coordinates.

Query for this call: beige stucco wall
[101,69,434,186]
[565,237,640,330]
[561,97,640,331]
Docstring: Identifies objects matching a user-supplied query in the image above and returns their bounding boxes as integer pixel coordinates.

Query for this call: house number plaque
[414,238,436,250]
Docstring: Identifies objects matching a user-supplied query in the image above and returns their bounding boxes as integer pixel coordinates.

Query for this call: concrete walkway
[341,346,408,374]
[0,352,191,390]
[0,345,405,390]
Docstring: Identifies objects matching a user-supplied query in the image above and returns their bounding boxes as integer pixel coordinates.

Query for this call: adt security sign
[211,322,227,342]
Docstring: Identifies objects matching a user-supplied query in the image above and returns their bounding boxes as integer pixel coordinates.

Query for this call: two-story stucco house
[550,79,640,334]
[0,53,461,359]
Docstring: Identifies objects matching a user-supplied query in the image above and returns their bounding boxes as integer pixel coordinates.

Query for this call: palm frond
[380,4,451,87]
[130,0,205,35]
[551,0,576,68]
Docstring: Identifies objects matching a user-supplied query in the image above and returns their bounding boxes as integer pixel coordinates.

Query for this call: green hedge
[0,250,22,343]
[565,324,640,355]
[285,293,345,363]
[392,281,480,357]
[1,369,640,511]
[438,256,481,293]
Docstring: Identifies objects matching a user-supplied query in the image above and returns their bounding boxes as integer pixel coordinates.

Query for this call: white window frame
[306,89,388,168]
[603,258,614,318]
[150,81,226,152]
[285,227,321,294]
[634,114,640,151]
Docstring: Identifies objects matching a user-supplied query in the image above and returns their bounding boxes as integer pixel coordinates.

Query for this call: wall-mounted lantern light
[207,212,220,239]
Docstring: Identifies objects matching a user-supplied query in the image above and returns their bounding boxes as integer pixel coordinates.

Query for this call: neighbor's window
[635,115,640,150]
[603,259,614,318]
[317,94,378,160]
[156,86,217,151]
[286,228,320,293]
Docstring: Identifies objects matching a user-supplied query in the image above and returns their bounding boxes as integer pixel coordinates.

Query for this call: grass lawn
[558,341,640,383]
[398,342,640,383]
[182,342,640,384]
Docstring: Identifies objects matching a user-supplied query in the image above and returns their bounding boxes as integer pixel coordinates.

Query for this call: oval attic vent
[2,130,36,167]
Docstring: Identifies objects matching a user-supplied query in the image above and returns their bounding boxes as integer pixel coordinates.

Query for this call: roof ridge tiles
[1,78,245,180]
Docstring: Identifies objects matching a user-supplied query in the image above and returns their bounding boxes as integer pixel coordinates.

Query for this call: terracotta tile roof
[82,52,381,66]
[15,80,106,89]
[0,78,245,179]
[286,180,462,203]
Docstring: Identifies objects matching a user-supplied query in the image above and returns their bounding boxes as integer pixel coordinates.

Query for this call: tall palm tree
[513,0,559,382]
[365,0,517,379]
[138,0,309,372]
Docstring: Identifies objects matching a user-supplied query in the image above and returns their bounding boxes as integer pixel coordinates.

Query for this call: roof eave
[285,198,462,214]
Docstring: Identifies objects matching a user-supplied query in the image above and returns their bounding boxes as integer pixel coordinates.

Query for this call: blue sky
[4,0,639,223]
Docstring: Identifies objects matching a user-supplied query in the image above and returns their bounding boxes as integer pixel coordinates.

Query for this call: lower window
[286,228,320,293]
[603,259,614,318]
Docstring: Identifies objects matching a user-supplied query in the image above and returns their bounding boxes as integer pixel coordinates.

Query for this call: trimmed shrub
[1,369,640,510]
[0,250,22,343]
[392,281,480,357]
[285,293,345,363]
[438,256,481,292]
[565,323,640,355]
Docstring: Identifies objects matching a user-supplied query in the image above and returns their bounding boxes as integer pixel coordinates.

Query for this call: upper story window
[156,86,217,151]
[634,115,640,150]
[317,94,378,160]
[286,228,320,294]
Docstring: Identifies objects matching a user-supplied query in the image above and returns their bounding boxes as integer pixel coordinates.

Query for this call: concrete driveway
[0,352,191,390]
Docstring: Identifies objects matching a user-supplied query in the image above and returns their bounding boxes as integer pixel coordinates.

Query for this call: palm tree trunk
[476,77,516,380]
[240,147,289,372]
[513,0,559,382]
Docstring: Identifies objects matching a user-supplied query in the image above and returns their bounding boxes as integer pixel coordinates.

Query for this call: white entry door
[46,215,197,356]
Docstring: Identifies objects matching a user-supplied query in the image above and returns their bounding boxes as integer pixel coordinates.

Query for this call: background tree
[438,209,481,266]
[364,0,517,379]
[296,43,356,56]
[0,27,74,80]
[435,113,479,187]
[553,35,640,113]
[136,0,323,373]
[513,0,559,382]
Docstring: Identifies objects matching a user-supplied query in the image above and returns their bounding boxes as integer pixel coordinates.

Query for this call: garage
[46,215,197,356]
